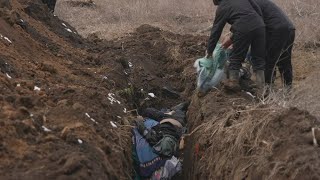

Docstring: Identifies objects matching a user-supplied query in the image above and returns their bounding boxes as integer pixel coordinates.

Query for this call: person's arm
[207,6,228,57]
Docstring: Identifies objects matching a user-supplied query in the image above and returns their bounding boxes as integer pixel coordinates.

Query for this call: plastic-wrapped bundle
[194,43,229,93]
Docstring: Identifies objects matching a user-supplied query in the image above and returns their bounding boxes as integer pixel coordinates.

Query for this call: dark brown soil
[0,0,206,179]
[183,89,320,180]
[1,0,320,180]
[0,1,131,179]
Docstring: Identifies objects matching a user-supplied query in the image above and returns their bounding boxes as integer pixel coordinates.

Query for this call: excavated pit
[1,0,320,179]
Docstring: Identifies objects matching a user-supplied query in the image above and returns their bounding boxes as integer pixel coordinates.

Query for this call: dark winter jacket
[207,0,265,54]
[249,0,295,32]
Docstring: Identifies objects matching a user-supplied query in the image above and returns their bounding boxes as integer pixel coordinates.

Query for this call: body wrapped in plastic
[194,43,229,93]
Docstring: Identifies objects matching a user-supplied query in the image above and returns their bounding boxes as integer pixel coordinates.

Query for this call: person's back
[218,0,265,34]
[253,0,294,31]
[207,0,265,54]
[206,0,266,96]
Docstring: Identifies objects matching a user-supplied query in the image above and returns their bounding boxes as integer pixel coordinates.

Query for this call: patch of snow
[90,118,98,124]
[108,93,121,104]
[4,37,12,44]
[17,83,21,87]
[102,76,108,80]
[110,121,117,128]
[246,92,255,98]
[62,23,67,27]
[0,34,12,44]
[117,116,122,119]
[78,139,83,144]
[85,113,91,118]
[148,93,156,98]
[128,61,133,68]
[42,126,52,132]
[85,113,98,124]
[6,73,12,79]
[65,28,72,33]
[34,86,41,91]
[123,108,127,113]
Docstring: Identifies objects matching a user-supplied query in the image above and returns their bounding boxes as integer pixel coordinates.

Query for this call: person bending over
[206,0,266,96]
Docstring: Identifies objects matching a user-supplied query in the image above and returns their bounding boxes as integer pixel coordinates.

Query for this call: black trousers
[229,27,266,71]
[265,29,295,86]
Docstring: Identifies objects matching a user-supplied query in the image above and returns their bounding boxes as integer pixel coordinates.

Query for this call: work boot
[224,70,241,92]
[255,70,266,98]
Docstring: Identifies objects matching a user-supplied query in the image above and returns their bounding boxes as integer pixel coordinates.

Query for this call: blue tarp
[132,118,168,178]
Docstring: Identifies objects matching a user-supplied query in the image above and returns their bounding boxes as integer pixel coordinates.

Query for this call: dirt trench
[91,24,320,179]
[2,0,320,179]
[0,0,207,178]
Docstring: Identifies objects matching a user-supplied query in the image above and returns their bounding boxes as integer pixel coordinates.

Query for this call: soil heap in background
[1,0,320,179]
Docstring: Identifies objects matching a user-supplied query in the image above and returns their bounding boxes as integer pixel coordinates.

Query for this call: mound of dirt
[0,0,208,179]
[183,89,320,180]
[2,0,320,179]
[96,24,208,109]
[0,0,133,179]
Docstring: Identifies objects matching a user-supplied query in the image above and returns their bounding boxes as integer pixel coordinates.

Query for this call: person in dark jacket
[249,0,295,89]
[206,0,266,94]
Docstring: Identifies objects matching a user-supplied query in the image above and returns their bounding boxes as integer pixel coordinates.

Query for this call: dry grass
[55,0,320,47]
[192,97,283,179]
[189,89,319,179]
[55,0,212,39]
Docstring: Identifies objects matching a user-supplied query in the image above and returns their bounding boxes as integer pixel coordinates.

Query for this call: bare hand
[221,33,233,49]
[222,36,232,49]
[205,50,212,59]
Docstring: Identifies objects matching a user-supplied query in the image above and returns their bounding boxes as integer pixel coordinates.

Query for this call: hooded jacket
[207,0,265,54]
[249,0,295,31]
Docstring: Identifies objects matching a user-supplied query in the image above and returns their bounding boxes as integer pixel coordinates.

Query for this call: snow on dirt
[0,0,205,179]
[1,0,320,180]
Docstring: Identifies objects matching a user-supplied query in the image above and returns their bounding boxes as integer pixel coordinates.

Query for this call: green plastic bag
[194,43,229,92]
